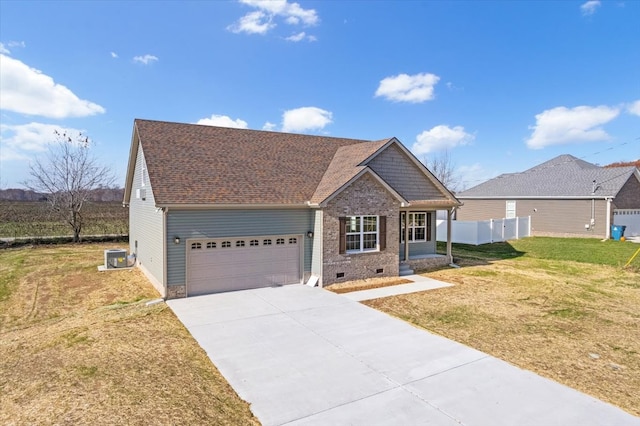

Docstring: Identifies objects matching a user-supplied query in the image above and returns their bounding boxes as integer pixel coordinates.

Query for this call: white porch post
[404,212,410,261]
[447,208,453,263]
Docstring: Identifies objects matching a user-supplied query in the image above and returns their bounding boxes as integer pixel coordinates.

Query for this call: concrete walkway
[341,274,453,301]
[167,285,638,426]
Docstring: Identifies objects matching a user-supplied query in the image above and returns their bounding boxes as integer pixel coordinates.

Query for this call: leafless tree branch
[24,130,115,242]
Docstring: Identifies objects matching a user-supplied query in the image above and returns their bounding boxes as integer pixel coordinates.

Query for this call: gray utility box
[105,249,127,269]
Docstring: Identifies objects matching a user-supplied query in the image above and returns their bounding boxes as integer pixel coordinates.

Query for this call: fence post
[490,219,493,243]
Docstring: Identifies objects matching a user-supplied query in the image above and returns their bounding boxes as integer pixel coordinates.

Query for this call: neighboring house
[123,119,461,299]
[456,154,640,239]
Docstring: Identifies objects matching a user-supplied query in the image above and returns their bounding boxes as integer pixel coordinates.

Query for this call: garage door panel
[187,235,302,296]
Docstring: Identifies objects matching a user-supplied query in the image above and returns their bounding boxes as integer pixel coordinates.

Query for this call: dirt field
[364,255,640,416]
[0,244,257,425]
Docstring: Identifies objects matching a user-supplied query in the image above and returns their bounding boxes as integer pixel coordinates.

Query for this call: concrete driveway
[167,285,638,426]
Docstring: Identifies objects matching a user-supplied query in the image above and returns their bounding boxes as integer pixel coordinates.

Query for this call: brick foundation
[167,285,186,299]
[405,255,450,272]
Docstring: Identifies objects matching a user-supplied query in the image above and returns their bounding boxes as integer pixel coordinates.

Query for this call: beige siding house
[123,119,460,298]
[456,155,640,239]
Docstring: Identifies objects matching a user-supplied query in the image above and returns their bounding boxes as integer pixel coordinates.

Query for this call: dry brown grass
[0,244,258,425]
[325,277,413,294]
[365,256,640,416]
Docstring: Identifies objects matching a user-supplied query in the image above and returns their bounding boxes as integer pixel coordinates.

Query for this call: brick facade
[322,173,400,285]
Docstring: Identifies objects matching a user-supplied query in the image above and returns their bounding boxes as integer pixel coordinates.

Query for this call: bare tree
[24,130,115,242]
[424,150,461,192]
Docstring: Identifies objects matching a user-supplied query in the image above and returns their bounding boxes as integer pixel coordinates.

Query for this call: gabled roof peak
[458,153,637,199]
[526,154,598,173]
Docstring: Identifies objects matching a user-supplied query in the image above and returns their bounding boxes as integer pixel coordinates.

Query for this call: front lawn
[369,237,640,416]
[0,244,258,425]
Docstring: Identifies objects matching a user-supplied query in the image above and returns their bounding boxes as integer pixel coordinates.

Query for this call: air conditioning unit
[104,249,127,269]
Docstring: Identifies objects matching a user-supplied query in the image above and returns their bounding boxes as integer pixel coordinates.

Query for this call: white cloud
[262,121,277,131]
[110,51,118,58]
[282,106,332,133]
[1,41,25,54]
[241,0,318,25]
[133,54,158,65]
[0,122,84,161]
[445,81,463,91]
[227,10,275,34]
[627,100,640,117]
[526,105,620,149]
[229,0,318,35]
[581,0,601,15]
[196,114,248,129]
[0,54,105,118]
[285,31,316,42]
[412,125,474,156]
[457,163,494,192]
[375,73,440,103]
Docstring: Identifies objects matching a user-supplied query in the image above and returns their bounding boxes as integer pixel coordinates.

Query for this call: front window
[346,216,378,253]
[401,212,430,242]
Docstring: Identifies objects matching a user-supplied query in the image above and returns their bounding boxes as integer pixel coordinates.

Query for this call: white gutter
[158,203,311,210]
[458,195,613,200]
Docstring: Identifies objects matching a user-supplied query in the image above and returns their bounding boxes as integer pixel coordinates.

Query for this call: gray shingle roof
[458,154,638,199]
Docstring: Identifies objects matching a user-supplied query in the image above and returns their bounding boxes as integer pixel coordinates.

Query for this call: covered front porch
[399,206,456,273]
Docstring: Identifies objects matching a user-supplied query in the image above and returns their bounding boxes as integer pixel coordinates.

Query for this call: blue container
[611,225,626,241]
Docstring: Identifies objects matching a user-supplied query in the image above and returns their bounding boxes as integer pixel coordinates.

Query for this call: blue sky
[1,0,638,191]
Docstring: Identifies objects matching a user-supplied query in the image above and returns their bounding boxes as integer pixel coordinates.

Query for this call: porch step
[399,263,414,276]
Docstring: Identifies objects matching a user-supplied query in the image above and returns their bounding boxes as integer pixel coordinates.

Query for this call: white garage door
[613,209,640,237]
[187,235,302,296]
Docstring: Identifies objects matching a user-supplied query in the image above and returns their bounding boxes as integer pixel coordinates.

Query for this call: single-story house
[456,154,640,239]
[123,119,461,298]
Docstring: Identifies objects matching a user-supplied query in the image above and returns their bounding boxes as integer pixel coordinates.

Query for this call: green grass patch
[76,365,99,378]
[440,237,640,268]
[546,306,589,319]
[61,328,91,347]
[0,251,27,301]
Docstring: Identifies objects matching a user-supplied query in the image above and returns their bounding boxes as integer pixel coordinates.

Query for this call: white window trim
[401,212,428,243]
[346,215,379,254]
[506,201,516,219]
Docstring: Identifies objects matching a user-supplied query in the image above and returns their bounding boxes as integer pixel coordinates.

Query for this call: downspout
[162,207,168,299]
[590,180,598,232]
[605,198,612,239]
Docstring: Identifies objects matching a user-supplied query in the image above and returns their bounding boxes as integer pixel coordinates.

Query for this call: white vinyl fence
[437,216,531,245]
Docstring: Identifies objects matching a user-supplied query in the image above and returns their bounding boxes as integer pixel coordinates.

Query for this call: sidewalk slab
[341,274,453,301]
